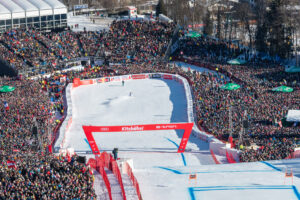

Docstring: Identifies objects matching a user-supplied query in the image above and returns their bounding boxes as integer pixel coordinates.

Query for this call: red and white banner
[83,122,194,155]
[80,79,94,86]
[97,77,110,83]
[131,74,148,80]
[110,76,122,82]
[163,74,173,80]
[7,160,16,169]
[121,75,132,81]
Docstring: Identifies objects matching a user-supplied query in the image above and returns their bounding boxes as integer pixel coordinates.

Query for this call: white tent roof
[43,0,66,9]
[0,0,25,19]
[0,3,11,15]
[26,0,52,11]
[11,0,38,12]
[43,0,67,15]
[286,110,300,122]
[0,0,67,21]
[0,3,11,20]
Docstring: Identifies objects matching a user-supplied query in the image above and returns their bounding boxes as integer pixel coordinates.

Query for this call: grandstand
[0,0,67,32]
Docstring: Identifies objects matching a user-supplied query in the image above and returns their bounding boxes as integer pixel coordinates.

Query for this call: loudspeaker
[243,120,249,129]
[78,156,86,164]
[32,126,38,135]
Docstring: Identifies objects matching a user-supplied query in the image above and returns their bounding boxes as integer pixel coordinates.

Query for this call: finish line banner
[83,123,194,155]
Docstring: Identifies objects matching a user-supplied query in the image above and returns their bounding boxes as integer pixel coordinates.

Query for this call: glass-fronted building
[0,0,67,32]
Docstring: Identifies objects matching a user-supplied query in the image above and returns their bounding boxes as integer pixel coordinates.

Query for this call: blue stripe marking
[292,186,300,200]
[188,188,196,200]
[155,166,275,174]
[190,185,300,200]
[84,138,93,151]
[156,166,182,174]
[165,137,187,166]
[260,161,282,172]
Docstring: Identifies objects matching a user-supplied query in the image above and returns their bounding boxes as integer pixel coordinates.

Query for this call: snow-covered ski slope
[68,12,112,32]
[62,77,213,166]
[59,72,300,200]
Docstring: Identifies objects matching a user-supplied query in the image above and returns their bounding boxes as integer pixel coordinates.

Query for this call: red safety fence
[89,152,127,200]
[98,164,112,200]
[226,151,236,163]
[229,152,237,163]
[100,152,112,170]
[285,150,300,159]
[210,149,221,164]
[87,158,113,200]
[111,160,127,200]
[125,162,142,200]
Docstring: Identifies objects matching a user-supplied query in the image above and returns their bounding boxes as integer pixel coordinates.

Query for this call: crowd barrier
[112,160,127,200]
[210,149,221,164]
[124,162,142,200]
[226,150,237,163]
[285,149,300,159]
[89,152,127,200]
[87,157,113,200]
[54,83,73,152]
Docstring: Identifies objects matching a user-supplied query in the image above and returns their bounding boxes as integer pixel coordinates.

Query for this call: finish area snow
[63,78,212,166]
[61,74,300,200]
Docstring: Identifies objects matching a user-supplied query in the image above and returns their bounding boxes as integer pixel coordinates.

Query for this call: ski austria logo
[122,126,144,131]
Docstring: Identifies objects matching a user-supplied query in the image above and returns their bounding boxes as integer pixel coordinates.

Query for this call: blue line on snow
[292,186,300,200]
[260,161,282,172]
[188,188,196,200]
[156,166,182,174]
[84,138,93,151]
[165,137,187,166]
[155,166,276,174]
[189,185,300,200]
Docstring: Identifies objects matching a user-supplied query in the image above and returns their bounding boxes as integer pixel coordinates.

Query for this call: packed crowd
[175,34,252,64]
[0,75,96,199]
[0,19,175,199]
[173,32,300,162]
[0,19,298,199]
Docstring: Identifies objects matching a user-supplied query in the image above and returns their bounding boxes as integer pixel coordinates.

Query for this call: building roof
[43,0,66,9]
[0,0,67,19]
[0,0,25,13]
[11,0,38,12]
[0,3,11,15]
[0,0,67,13]
[26,0,53,10]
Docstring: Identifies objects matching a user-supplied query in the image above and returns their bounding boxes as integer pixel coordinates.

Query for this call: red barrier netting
[125,162,143,200]
[226,150,236,163]
[88,152,128,200]
[210,149,221,164]
[111,160,127,200]
[87,157,113,200]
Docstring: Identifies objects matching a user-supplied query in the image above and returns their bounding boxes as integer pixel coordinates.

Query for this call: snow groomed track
[55,72,300,200]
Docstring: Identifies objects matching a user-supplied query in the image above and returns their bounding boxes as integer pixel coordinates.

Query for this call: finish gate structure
[83,123,194,155]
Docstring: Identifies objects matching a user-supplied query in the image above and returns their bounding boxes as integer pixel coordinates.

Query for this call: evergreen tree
[203,9,213,36]
[216,7,221,39]
[266,0,292,58]
[255,23,268,53]
[156,0,167,17]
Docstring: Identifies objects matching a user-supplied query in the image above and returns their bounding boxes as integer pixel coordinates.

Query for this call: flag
[278,120,282,128]
[7,160,16,169]
[4,101,9,111]
[66,152,71,162]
